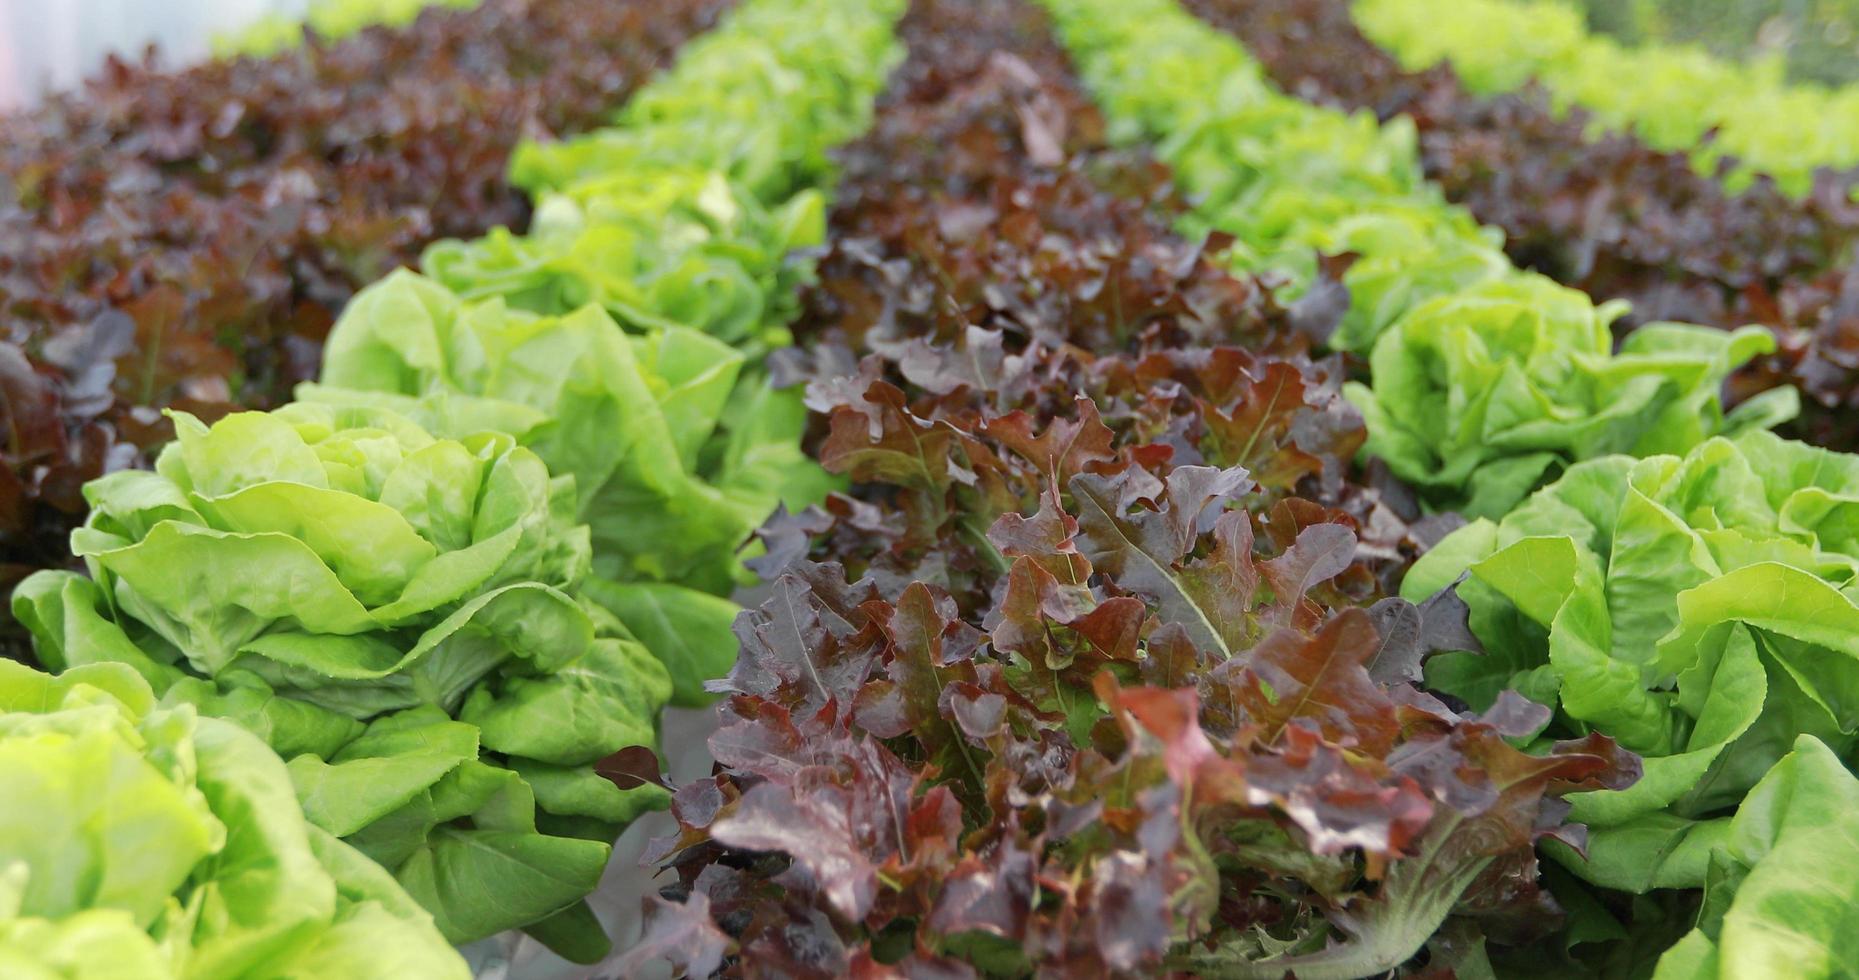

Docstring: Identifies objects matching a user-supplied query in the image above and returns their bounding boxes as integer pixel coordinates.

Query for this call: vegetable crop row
[1048,0,1859,974]
[1351,0,1859,199]
[6,0,905,969]
[0,0,731,649]
[1181,0,1859,453]
[12,0,1859,975]
[304,0,906,708]
[620,0,1634,974]
[1042,0,1790,523]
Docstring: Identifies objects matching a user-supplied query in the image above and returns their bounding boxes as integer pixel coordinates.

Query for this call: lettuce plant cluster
[11,0,910,963]
[1074,0,1859,974]
[1182,0,1859,455]
[304,0,907,707]
[1401,431,1859,976]
[0,0,730,641]
[10,0,1859,975]
[1041,0,1794,527]
[426,0,906,345]
[619,1,1637,975]
[618,0,1859,974]
[14,403,672,961]
[0,659,469,978]
[1353,0,1859,199]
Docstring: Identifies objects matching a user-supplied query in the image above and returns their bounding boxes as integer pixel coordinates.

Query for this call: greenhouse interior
[2,0,1859,977]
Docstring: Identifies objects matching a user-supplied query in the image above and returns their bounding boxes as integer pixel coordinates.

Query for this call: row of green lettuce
[1043,0,1859,975]
[1353,0,1859,198]
[216,0,482,57]
[1040,0,1793,522]
[5,0,904,971]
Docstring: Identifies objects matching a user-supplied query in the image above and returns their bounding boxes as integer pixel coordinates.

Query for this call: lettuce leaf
[13,404,672,959]
[0,659,467,979]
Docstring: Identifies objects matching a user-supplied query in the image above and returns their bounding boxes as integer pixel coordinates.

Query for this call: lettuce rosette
[0,659,467,979]
[1349,274,1795,519]
[13,401,672,961]
[298,271,831,703]
[1401,430,1859,902]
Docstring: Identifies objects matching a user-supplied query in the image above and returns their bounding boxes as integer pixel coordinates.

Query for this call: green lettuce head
[298,271,833,704]
[14,401,673,962]
[0,659,467,979]
[1350,273,1796,519]
[1402,431,1859,898]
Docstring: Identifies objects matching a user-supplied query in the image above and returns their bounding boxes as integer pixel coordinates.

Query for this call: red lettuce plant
[617,0,1637,974]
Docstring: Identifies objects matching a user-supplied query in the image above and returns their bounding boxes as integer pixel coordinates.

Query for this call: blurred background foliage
[4,0,1856,111]
[1575,0,1859,86]
[0,0,309,107]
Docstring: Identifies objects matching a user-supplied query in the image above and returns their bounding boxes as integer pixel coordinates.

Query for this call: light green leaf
[580,578,739,707]
[1652,736,1859,979]
[394,828,610,949]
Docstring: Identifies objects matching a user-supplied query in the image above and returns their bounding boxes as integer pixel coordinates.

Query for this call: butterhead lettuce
[14,402,672,961]
[338,0,906,710]
[298,271,831,704]
[506,0,904,203]
[426,0,905,344]
[1349,274,1795,519]
[1403,430,1859,900]
[0,659,467,979]
[1354,0,1859,198]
